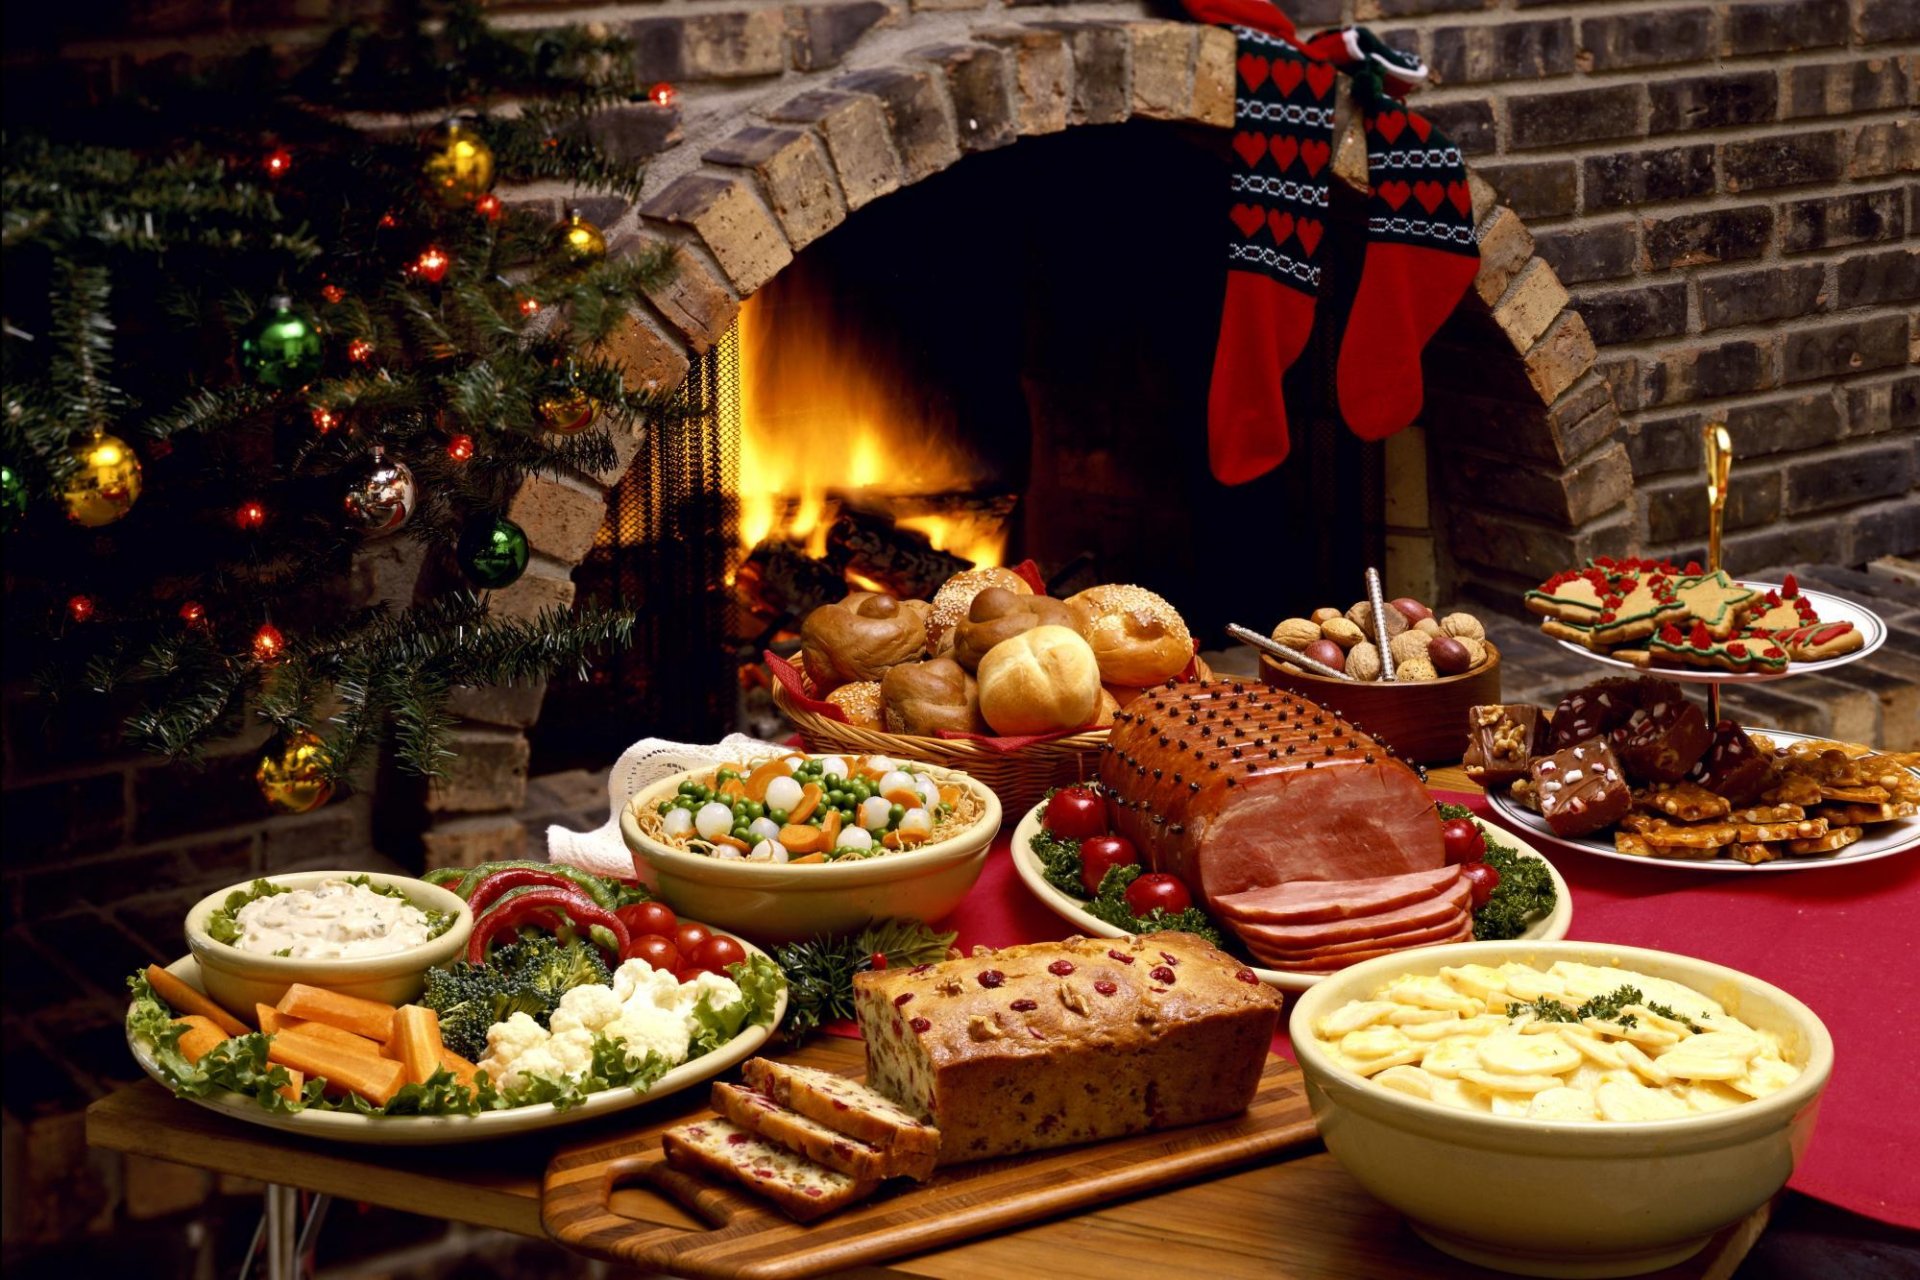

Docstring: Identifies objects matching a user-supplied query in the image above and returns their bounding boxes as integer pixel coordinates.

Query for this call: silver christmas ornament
[342,446,416,536]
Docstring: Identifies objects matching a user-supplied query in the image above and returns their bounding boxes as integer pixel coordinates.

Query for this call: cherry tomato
[673,966,713,984]
[1124,872,1192,917]
[624,934,681,971]
[1460,861,1501,908]
[697,935,748,971]
[617,901,678,938]
[1441,818,1487,865]
[1045,786,1108,840]
[674,922,713,955]
[1078,835,1139,895]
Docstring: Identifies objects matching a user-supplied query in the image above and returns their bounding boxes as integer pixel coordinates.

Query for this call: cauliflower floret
[542,1026,597,1079]
[614,958,684,1006]
[675,970,743,1017]
[479,1012,547,1073]
[548,983,622,1036]
[604,1003,694,1067]
[490,1043,563,1093]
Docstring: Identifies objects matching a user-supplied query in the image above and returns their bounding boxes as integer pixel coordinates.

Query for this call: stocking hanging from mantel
[1178,0,1478,483]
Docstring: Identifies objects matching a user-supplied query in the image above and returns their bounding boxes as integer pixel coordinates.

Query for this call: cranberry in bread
[1098,681,1443,906]
[740,1058,940,1173]
[852,932,1280,1165]
[661,1118,877,1222]
[711,1082,931,1182]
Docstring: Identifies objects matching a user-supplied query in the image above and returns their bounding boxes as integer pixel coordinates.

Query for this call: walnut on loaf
[852,932,1280,1165]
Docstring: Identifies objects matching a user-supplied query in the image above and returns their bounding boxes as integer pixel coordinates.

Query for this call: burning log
[735,538,850,622]
[827,506,972,600]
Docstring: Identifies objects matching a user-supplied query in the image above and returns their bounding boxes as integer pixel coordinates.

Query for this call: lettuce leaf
[203,879,290,945]
[126,973,303,1113]
[689,954,784,1056]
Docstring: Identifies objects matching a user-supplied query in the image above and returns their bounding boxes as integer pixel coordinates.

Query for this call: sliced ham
[1216,866,1462,925]
[1254,916,1475,972]
[1233,882,1471,950]
[1242,909,1468,961]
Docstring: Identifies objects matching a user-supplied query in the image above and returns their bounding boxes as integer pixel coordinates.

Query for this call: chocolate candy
[1530,737,1633,839]
[1548,678,1645,750]
[1610,680,1712,784]
[1686,720,1774,806]
[1463,704,1550,787]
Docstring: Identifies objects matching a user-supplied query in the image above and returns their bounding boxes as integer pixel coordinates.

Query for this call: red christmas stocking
[1201,27,1338,484]
[1336,91,1480,439]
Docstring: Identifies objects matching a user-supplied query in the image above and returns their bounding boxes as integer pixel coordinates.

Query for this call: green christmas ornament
[240,295,324,390]
[458,514,530,589]
[1,463,26,530]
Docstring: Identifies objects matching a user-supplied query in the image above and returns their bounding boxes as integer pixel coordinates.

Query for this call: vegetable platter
[1011,792,1571,993]
[124,862,788,1145]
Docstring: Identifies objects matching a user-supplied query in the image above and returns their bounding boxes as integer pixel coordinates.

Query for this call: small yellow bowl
[1290,940,1832,1278]
[184,870,473,1015]
[619,759,1000,945]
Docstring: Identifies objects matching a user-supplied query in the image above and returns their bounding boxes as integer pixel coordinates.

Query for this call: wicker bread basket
[771,653,1213,817]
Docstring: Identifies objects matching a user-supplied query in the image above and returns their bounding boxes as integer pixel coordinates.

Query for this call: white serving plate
[1009,806,1571,993]
[1553,581,1886,683]
[1483,727,1920,873]
[126,951,786,1145]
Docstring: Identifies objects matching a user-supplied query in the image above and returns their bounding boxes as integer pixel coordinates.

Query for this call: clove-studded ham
[1098,681,1444,908]
[1215,865,1462,925]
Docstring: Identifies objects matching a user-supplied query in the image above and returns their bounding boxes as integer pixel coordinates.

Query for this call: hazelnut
[1271,617,1322,650]
[1347,600,1408,644]
[1428,635,1473,675]
[1441,612,1486,642]
[1389,597,1434,625]
[1396,655,1439,682]
[1310,607,1343,625]
[1390,630,1433,664]
[1321,617,1367,649]
[1302,639,1346,673]
[1347,641,1383,682]
[1414,617,1443,636]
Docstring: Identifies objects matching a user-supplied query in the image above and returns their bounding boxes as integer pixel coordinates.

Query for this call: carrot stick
[391,1005,445,1087]
[438,1047,480,1090]
[173,1015,229,1064]
[277,1019,387,1059]
[276,984,397,1041]
[256,1004,285,1034]
[277,1068,305,1103]
[268,1034,405,1107]
[146,964,250,1037]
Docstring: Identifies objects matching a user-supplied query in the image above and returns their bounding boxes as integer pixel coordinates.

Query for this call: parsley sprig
[1505,984,1702,1033]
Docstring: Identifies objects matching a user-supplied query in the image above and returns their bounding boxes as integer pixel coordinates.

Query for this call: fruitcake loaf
[661,1118,877,1222]
[739,1058,941,1174]
[710,1082,934,1182]
[852,932,1281,1165]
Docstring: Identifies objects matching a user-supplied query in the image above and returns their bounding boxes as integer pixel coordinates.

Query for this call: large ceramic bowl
[1289,940,1832,1279]
[620,759,1001,944]
[185,870,473,1015]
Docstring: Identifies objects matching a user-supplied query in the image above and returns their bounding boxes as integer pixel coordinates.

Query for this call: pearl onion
[748,839,788,863]
[858,796,893,830]
[877,770,916,798]
[914,775,941,809]
[710,844,745,861]
[820,756,849,779]
[663,808,694,838]
[747,816,781,843]
[898,807,933,840]
[765,775,804,813]
[837,827,874,852]
[865,755,897,775]
[695,802,735,841]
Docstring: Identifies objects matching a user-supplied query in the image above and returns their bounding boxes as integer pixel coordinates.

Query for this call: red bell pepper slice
[466,886,630,964]
[467,867,598,920]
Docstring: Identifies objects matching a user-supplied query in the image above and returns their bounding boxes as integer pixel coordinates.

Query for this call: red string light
[518,296,542,317]
[252,622,286,663]
[446,434,476,462]
[649,82,677,108]
[179,601,206,626]
[68,595,96,623]
[236,499,268,530]
[321,284,346,304]
[347,338,374,364]
[312,405,339,433]
[475,193,503,222]
[264,148,293,179]
[411,246,451,284]
[378,212,400,230]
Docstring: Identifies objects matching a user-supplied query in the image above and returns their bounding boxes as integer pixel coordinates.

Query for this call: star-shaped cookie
[1674,569,1757,640]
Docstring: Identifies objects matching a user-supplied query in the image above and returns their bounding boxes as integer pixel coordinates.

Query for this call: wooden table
[84,767,1769,1278]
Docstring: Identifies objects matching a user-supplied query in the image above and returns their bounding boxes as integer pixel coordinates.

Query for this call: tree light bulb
[68,595,95,622]
[446,434,475,462]
[236,499,267,530]
[264,148,293,178]
[252,623,286,662]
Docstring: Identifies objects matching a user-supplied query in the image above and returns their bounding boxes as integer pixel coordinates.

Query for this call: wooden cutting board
[542,1036,1319,1279]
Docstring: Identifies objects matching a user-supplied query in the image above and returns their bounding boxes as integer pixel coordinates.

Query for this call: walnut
[1347,641,1383,682]
[1441,612,1486,641]
[967,1014,1006,1041]
[1309,607,1342,625]
[1414,617,1443,636]
[1347,600,1408,644]
[1320,617,1367,649]
[1459,636,1488,667]
[936,976,964,996]
[1057,982,1089,1016]
[1272,617,1322,650]
[1396,656,1439,682]
[1389,630,1433,664]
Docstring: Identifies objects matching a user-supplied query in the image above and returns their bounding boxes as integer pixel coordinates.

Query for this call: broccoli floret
[419,936,612,1061]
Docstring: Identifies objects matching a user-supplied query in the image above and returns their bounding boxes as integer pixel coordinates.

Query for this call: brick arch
[413,17,1628,861]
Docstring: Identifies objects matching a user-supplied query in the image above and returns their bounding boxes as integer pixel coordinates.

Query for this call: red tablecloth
[850,790,1920,1229]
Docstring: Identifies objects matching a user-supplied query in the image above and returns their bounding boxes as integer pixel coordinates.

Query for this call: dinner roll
[882,658,987,737]
[799,593,926,693]
[826,681,885,729]
[1067,584,1193,687]
[951,588,1086,673]
[925,567,1032,653]
[976,625,1102,735]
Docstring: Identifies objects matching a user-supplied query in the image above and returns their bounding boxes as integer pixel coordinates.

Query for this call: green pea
[716,768,737,783]
[769,807,789,825]
[678,780,697,796]
[745,801,765,821]
[656,800,673,815]
[888,803,905,824]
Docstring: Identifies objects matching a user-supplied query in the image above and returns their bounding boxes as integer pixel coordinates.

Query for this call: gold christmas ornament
[537,390,597,435]
[555,209,607,266]
[421,118,496,208]
[256,730,334,814]
[63,432,142,527]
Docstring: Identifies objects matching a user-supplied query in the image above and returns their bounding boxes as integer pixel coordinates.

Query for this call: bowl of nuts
[1259,598,1501,763]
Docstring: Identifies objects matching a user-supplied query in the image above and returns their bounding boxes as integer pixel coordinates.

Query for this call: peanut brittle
[1787,826,1864,856]
[1816,800,1918,825]
[1727,804,1805,823]
[1613,831,1722,860]
[1818,784,1892,804]
[1636,821,1739,851]
[1641,780,1732,821]
[1726,842,1781,866]
[1760,774,1825,808]
[1734,817,1829,844]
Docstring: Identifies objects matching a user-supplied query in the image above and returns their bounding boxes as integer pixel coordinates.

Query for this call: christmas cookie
[1744,574,1817,633]
[1648,622,1789,675]
[1748,620,1864,662]
[1672,569,1756,640]
[1537,564,1688,649]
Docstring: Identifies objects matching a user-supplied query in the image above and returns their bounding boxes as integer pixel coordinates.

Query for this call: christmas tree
[2,6,678,808]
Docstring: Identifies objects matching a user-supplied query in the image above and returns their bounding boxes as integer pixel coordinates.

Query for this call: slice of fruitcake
[711,1082,934,1182]
[661,1118,877,1223]
[740,1057,940,1172]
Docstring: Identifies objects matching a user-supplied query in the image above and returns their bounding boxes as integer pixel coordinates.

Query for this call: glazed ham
[1215,866,1462,925]
[1098,682,1445,907]
[1231,880,1470,950]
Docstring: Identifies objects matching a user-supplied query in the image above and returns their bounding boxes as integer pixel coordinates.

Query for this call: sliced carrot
[883,788,920,808]
[268,1034,405,1107]
[277,1068,305,1103]
[713,833,752,852]
[820,810,842,848]
[278,1019,388,1059]
[790,853,827,864]
[276,984,397,1042]
[779,823,826,854]
[147,965,250,1037]
[744,758,786,803]
[789,783,822,824]
[883,831,901,850]
[438,1047,480,1090]
[173,1015,228,1064]
[939,784,959,807]
[391,1005,444,1087]
[718,778,747,801]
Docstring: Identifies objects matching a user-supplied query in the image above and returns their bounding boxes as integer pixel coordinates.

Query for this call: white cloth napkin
[546,734,792,881]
